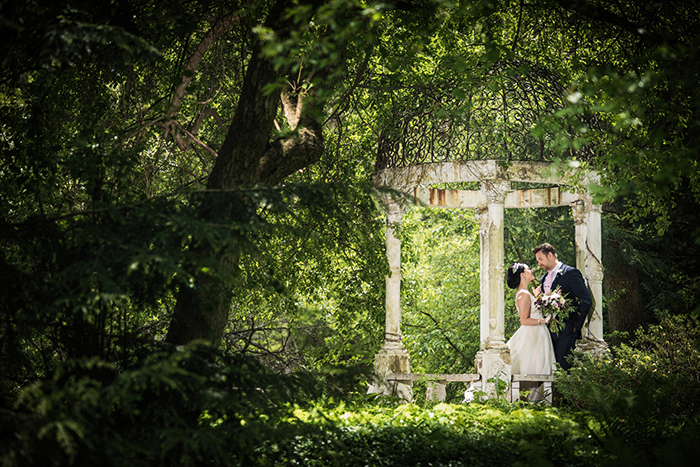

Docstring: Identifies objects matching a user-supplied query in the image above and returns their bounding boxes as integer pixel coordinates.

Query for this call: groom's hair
[532,243,557,256]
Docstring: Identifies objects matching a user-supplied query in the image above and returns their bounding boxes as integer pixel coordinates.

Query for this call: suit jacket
[540,263,592,338]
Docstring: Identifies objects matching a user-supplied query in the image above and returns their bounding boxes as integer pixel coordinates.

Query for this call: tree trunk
[603,239,646,346]
[166,0,326,347]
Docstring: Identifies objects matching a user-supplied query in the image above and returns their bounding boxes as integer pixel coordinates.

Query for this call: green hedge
[4,325,700,467]
[556,313,700,466]
[257,401,599,467]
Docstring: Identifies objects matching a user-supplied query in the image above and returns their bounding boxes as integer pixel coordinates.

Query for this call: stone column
[585,196,604,342]
[571,199,587,275]
[571,198,590,339]
[372,198,411,399]
[475,207,490,351]
[477,179,511,400]
[571,194,608,357]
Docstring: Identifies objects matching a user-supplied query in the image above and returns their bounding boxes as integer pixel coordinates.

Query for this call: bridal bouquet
[534,286,572,333]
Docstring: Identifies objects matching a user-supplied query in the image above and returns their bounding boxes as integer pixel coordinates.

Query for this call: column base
[475,347,511,401]
[576,336,609,359]
[369,344,412,400]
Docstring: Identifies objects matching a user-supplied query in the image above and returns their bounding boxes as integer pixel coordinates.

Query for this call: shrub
[558,313,700,420]
[0,345,317,467]
[556,313,700,466]
[257,401,599,467]
[1,346,601,467]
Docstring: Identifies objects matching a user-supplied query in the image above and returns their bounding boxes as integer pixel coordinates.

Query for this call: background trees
[0,0,357,400]
[1,0,700,426]
[3,0,700,464]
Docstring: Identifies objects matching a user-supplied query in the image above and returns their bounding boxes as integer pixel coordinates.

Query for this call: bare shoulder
[516,289,532,301]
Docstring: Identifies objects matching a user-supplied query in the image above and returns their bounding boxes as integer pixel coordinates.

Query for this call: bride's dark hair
[507,263,526,289]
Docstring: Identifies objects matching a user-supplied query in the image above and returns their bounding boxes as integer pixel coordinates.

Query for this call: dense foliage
[1,347,323,467]
[400,207,482,374]
[2,345,599,467]
[260,401,600,467]
[556,313,700,466]
[3,334,698,466]
[559,313,700,421]
[0,0,392,402]
[3,0,700,464]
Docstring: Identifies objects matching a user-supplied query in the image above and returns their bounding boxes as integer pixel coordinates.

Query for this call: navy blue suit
[540,263,592,371]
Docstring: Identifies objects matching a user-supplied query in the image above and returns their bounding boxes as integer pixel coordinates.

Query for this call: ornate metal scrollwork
[374,61,597,170]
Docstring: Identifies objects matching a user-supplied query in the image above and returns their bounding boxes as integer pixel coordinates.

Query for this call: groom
[533,243,592,371]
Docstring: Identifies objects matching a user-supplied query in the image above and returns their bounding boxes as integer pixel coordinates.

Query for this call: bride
[506,263,556,399]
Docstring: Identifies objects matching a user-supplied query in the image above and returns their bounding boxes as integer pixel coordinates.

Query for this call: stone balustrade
[385,372,555,404]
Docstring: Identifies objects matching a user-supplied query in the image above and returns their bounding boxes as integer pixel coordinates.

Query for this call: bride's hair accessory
[507,263,527,289]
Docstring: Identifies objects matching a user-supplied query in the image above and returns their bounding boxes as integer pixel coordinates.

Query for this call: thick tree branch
[255,115,324,185]
[167,0,327,347]
[166,12,243,121]
[208,0,326,189]
[280,88,304,130]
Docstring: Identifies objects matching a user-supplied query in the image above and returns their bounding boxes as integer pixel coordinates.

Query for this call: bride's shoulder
[515,289,532,298]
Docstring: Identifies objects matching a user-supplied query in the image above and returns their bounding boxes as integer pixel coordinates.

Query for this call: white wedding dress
[507,289,556,375]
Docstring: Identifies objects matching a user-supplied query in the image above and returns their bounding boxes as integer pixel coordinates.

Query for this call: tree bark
[164,12,242,151]
[603,239,646,346]
[166,0,326,347]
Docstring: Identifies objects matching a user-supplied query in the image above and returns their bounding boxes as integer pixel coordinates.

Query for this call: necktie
[544,269,555,293]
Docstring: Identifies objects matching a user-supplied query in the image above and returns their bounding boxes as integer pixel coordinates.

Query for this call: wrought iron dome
[374,60,594,171]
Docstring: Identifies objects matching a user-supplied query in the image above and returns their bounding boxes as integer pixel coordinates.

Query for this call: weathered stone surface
[373,160,584,188]
[371,347,412,400]
[480,348,512,401]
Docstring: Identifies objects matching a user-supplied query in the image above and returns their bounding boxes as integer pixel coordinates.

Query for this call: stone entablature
[372,160,606,401]
[373,160,594,188]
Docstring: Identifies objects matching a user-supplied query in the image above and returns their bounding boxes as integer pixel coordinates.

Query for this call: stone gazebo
[372,160,607,401]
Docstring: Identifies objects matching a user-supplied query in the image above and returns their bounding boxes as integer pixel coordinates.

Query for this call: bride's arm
[516,292,545,326]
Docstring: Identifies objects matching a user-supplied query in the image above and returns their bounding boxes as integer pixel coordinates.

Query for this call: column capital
[475,206,489,229]
[576,191,603,213]
[383,198,403,225]
[587,200,603,214]
[481,179,510,205]
[570,199,586,225]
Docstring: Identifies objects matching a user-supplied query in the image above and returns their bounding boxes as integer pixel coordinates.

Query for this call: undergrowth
[3,313,700,466]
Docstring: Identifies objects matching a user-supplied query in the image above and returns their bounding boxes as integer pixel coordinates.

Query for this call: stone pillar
[477,179,511,400]
[585,196,604,342]
[476,207,490,351]
[483,179,509,348]
[372,198,411,399]
[571,194,608,357]
[571,199,587,275]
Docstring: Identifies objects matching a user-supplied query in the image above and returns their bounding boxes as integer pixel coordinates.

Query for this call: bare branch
[419,309,472,362]
[176,122,220,158]
[166,12,243,121]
